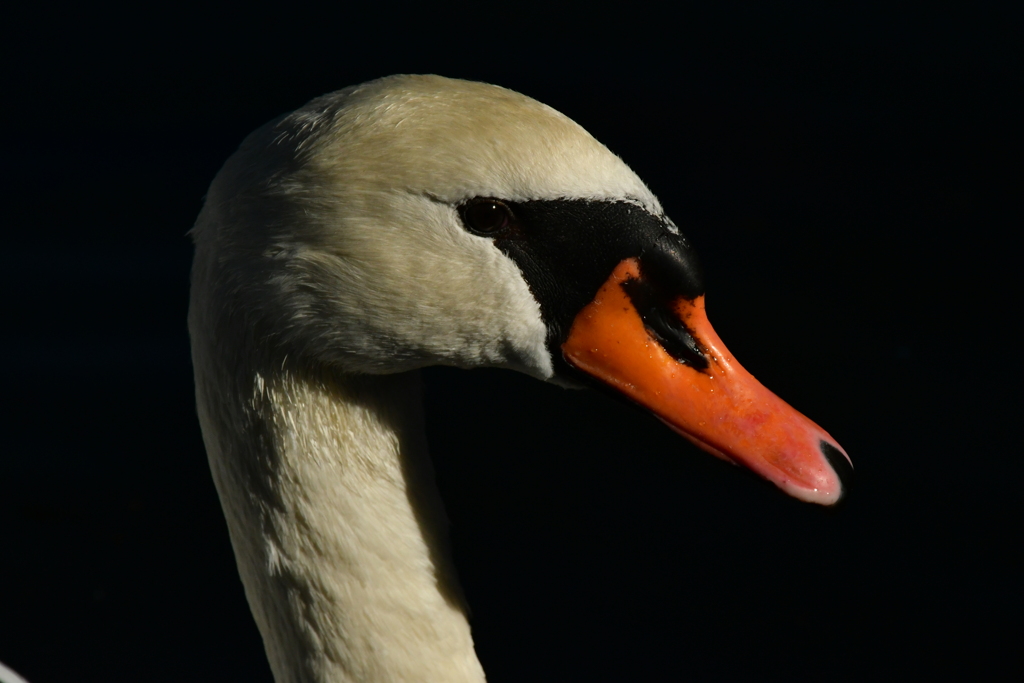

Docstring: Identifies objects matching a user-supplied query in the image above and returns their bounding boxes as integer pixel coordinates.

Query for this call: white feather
[189,74,664,683]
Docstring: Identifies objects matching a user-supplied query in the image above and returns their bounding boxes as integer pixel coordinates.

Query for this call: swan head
[191,74,851,504]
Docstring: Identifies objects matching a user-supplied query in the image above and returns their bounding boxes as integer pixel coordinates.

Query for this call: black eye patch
[461,198,704,377]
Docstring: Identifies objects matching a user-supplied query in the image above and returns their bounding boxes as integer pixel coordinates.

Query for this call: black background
[2,4,1020,681]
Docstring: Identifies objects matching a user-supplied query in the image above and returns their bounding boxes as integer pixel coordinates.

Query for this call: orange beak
[562,259,852,505]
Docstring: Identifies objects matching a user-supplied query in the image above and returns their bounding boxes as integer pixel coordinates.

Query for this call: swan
[0,659,30,683]
[188,74,852,683]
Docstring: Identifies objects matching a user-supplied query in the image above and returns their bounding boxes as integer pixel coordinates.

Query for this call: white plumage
[190,75,661,683]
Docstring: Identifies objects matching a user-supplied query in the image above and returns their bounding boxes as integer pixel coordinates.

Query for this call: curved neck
[195,362,485,683]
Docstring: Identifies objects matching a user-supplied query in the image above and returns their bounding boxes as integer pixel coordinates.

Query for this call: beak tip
[819,440,854,505]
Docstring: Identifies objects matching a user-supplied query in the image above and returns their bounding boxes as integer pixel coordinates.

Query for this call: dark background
[2,4,1020,681]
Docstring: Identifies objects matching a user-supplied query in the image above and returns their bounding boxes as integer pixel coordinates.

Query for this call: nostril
[620,276,709,370]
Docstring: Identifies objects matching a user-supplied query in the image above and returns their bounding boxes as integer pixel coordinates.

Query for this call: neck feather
[194,359,486,683]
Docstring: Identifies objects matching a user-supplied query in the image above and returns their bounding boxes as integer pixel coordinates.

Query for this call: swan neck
[196,364,485,683]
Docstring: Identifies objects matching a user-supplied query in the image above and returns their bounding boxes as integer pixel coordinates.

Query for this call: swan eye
[460,199,513,236]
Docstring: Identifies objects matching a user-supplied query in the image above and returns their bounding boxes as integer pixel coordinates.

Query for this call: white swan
[0,659,30,683]
[189,74,852,683]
